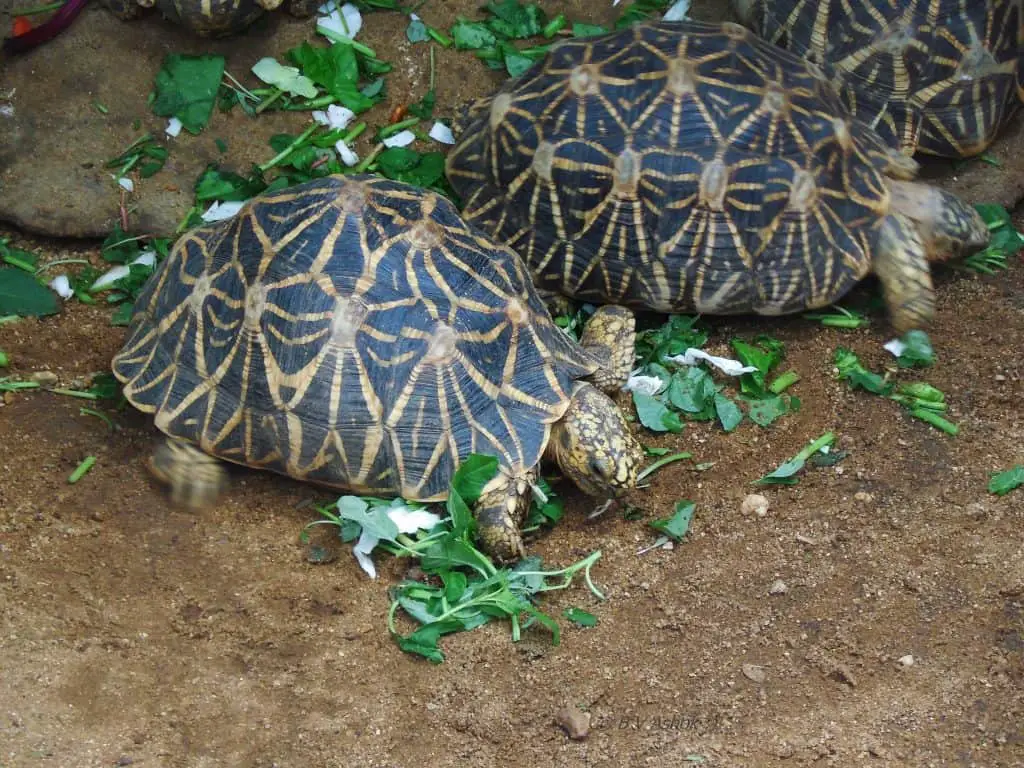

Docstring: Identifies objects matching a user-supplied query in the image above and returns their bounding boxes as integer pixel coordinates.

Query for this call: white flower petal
[883,338,907,358]
[90,265,131,292]
[429,121,455,145]
[201,200,246,222]
[662,0,691,21]
[382,129,416,148]
[317,0,336,12]
[335,139,359,166]
[625,373,666,397]
[387,506,441,534]
[664,348,759,376]
[317,3,362,41]
[117,177,134,192]
[132,249,157,268]
[313,103,356,130]
[165,117,183,137]
[352,528,380,579]
[49,274,73,299]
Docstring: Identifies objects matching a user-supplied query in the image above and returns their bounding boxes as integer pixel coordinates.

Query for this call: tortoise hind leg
[579,305,636,394]
[148,437,228,510]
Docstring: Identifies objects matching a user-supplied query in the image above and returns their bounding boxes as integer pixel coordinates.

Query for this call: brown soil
[2,3,1024,767]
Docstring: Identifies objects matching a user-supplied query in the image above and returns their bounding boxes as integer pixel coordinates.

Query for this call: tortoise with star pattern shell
[733,0,1024,158]
[444,20,991,333]
[111,175,644,563]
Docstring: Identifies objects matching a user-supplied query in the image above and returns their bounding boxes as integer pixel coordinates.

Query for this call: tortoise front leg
[471,469,533,563]
[148,437,229,510]
[579,305,636,394]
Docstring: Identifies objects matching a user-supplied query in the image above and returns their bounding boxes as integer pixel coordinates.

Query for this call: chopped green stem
[353,143,385,173]
[35,258,91,273]
[257,124,320,172]
[317,27,377,58]
[543,13,567,37]
[222,71,260,102]
[379,116,421,138]
[0,378,39,392]
[11,1,65,14]
[2,252,37,272]
[68,456,96,484]
[636,451,692,483]
[426,27,453,47]
[908,408,959,435]
[0,351,8,367]
[48,387,99,400]
[282,95,338,111]
[769,370,801,394]
[255,87,285,114]
[80,407,115,431]
[795,432,836,463]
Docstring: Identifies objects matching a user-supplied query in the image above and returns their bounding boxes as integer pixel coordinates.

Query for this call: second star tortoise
[111,175,644,562]
[101,0,318,35]
[445,20,991,333]
[733,0,1023,158]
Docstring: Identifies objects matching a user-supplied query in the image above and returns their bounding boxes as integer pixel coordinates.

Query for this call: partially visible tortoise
[732,0,1024,158]
[111,175,644,562]
[445,20,991,332]
[102,0,318,35]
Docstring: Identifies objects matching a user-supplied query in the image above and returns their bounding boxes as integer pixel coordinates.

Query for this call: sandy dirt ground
[1,2,1023,766]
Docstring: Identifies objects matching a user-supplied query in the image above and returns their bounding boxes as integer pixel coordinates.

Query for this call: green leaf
[0,268,60,317]
[374,148,446,188]
[451,20,497,49]
[111,303,134,326]
[648,500,695,541]
[988,466,1024,496]
[834,347,891,395]
[194,165,267,202]
[714,393,742,432]
[484,0,546,38]
[633,392,683,433]
[564,607,598,627]
[151,53,226,134]
[732,336,785,395]
[896,330,935,368]
[406,16,429,42]
[251,56,318,98]
[744,394,790,427]
[442,570,468,603]
[286,42,377,112]
[572,22,608,37]
[451,454,500,506]
[754,432,836,486]
[667,367,716,418]
[335,495,400,543]
[393,618,465,663]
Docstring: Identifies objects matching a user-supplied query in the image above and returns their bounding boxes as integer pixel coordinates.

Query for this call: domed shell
[734,0,1023,158]
[445,20,907,318]
[112,175,597,501]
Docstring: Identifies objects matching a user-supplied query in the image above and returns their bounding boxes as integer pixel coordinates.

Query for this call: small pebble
[741,664,767,683]
[742,493,769,517]
[768,579,788,595]
[555,704,591,740]
[853,491,875,504]
[30,370,58,386]
[995,374,1006,382]
[897,654,914,667]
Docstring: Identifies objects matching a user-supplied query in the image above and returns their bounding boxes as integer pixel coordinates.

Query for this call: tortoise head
[887,180,990,262]
[549,382,643,498]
